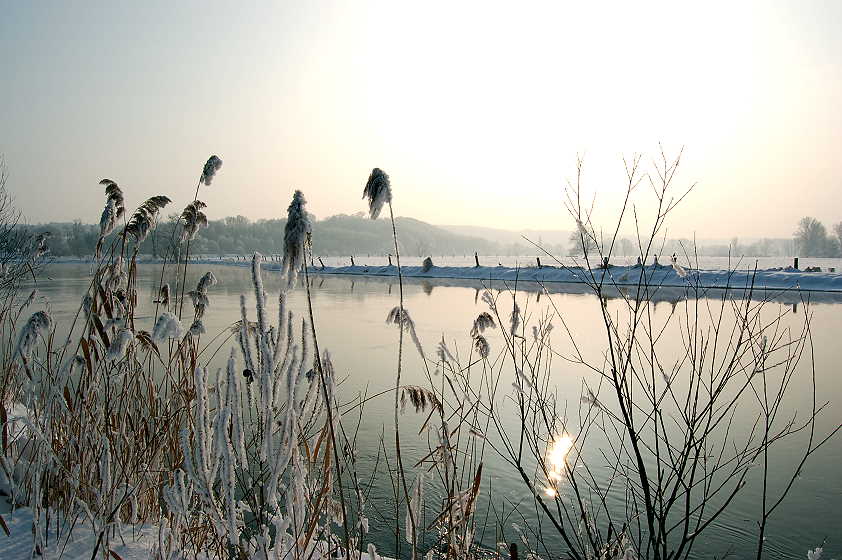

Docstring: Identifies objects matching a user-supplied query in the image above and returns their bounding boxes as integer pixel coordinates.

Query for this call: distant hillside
[311,215,498,256]
[21,214,502,258]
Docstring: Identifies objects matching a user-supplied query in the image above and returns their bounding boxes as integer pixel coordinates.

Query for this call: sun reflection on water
[544,434,574,497]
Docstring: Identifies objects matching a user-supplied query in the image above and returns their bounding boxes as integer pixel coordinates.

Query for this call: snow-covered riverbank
[43,258,842,298]
[179,260,842,294]
[308,263,842,292]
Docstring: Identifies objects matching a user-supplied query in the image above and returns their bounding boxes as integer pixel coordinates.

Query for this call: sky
[1,0,840,239]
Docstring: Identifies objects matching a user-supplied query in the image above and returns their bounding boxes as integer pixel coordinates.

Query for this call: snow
[0,505,162,560]
[0,504,388,559]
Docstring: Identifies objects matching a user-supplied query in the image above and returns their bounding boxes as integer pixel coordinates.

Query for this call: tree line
[19,214,842,260]
[565,217,842,259]
[19,213,501,259]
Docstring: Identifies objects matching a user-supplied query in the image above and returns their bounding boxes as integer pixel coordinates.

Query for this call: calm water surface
[29,263,842,558]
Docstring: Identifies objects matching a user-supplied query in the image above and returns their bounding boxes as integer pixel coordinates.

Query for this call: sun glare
[544,433,574,497]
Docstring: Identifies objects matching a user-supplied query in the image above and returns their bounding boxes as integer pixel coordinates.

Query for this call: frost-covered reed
[472,334,490,359]
[280,190,311,290]
[105,327,134,361]
[509,300,521,336]
[187,271,217,319]
[200,155,223,186]
[96,179,126,257]
[152,311,183,343]
[15,310,51,362]
[98,179,125,236]
[0,160,500,560]
[165,251,367,557]
[156,283,170,307]
[124,196,172,244]
[386,306,425,361]
[470,311,496,337]
[362,168,392,220]
[179,200,208,243]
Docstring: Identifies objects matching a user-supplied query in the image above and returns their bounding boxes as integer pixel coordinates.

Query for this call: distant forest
[23,213,505,259]
[18,213,842,259]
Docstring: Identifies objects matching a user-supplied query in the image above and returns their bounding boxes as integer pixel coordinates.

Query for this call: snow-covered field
[0,505,163,560]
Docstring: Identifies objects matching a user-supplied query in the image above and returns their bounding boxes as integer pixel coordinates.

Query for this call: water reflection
[306,270,842,307]
[420,281,434,296]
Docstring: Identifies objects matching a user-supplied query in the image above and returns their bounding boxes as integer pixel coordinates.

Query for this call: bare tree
[475,150,837,559]
[793,217,832,257]
[569,228,598,257]
[0,158,49,295]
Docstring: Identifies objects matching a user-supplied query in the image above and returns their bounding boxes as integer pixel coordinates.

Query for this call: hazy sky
[1,1,840,238]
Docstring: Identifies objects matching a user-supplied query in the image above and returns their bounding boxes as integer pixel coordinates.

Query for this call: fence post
[536,257,542,268]
[388,254,392,266]
[474,252,480,267]
[794,257,799,269]
[350,256,355,267]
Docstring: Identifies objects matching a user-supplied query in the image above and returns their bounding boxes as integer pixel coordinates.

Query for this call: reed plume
[105,328,134,362]
[386,306,425,360]
[124,196,172,243]
[200,155,223,186]
[473,334,490,359]
[35,232,50,257]
[280,190,311,290]
[15,310,51,361]
[399,383,441,414]
[470,312,496,337]
[187,272,216,319]
[187,291,210,319]
[100,178,125,213]
[154,283,170,307]
[196,271,217,293]
[187,319,206,336]
[97,179,126,256]
[362,168,392,220]
[151,312,183,343]
[510,300,521,336]
[179,200,208,242]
